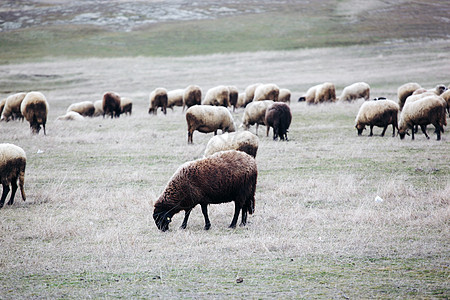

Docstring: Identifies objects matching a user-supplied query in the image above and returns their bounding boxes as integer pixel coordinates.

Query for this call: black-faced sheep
[153,150,257,231]
[167,89,184,110]
[102,92,121,118]
[278,88,291,103]
[204,131,259,158]
[120,97,133,115]
[0,143,26,209]
[1,92,26,121]
[265,102,292,140]
[314,82,336,104]
[185,105,236,144]
[355,99,399,137]
[253,83,280,102]
[244,83,262,106]
[67,101,95,117]
[20,91,49,135]
[93,100,104,117]
[399,95,447,140]
[183,85,202,110]
[149,88,168,115]
[228,86,239,111]
[339,82,370,102]
[242,100,274,135]
[202,85,230,107]
[56,111,85,121]
[397,82,421,110]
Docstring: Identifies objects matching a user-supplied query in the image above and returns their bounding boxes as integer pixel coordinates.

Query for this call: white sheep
[236,92,246,109]
[278,88,291,103]
[185,105,236,144]
[120,97,132,115]
[1,92,26,121]
[0,143,26,208]
[440,89,450,115]
[20,91,49,135]
[149,88,168,115]
[93,100,103,117]
[299,84,321,104]
[253,83,280,102]
[183,85,202,111]
[412,84,446,96]
[399,95,447,140]
[67,101,95,117]
[202,85,230,107]
[397,82,421,110]
[204,131,259,158]
[167,89,184,110]
[314,82,336,104]
[244,83,262,106]
[242,100,274,135]
[339,82,370,102]
[355,99,399,137]
[56,111,85,121]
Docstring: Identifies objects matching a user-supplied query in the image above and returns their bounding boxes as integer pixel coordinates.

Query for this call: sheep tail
[19,163,26,201]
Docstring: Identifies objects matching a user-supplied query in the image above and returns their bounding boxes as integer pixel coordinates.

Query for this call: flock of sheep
[1,81,449,230]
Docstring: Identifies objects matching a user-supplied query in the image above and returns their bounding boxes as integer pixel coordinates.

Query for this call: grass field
[0,0,449,298]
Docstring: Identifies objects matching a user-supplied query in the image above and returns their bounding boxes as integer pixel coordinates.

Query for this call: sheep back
[183,85,202,110]
[355,99,399,136]
[202,85,230,107]
[120,97,133,115]
[236,92,246,109]
[0,143,26,208]
[397,82,421,110]
[265,102,292,140]
[102,92,121,118]
[339,82,370,102]
[440,89,450,115]
[278,88,291,103]
[56,111,85,121]
[149,88,168,115]
[93,100,104,116]
[243,100,274,131]
[67,101,95,117]
[204,131,259,158]
[1,92,26,121]
[20,91,49,135]
[253,83,280,102]
[302,84,320,104]
[314,82,336,104]
[167,89,184,109]
[244,83,262,106]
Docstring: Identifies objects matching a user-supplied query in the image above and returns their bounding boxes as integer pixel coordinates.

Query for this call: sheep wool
[253,83,280,102]
[167,89,184,110]
[183,85,202,110]
[56,111,85,121]
[120,97,133,115]
[244,83,262,106]
[339,82,370,102]
[355,99,399,137]
[0,143,26,208]
[67,101,95,117]
[204,131,259,158]
[397,82,421,110]
[265,102,292,140]
[1,92,26,121]
[202,85,230,107]
[228,86,239,111]
[20,91,49,135]
[102,92,121,118]
[149,88,168,115]
[93,100,104,117]
[242,100,274,135]
[278,88,291,103]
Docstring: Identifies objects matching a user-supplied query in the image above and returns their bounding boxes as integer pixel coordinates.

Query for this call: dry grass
[0,40,449,298]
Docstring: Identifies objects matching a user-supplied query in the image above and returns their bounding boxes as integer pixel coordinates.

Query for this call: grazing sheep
[299,84,321,103]
[149,88,168,115]
[56,111,85,121]
[244,83,262,106]
[204,131,259,158]
[93,100,104,117]
[153,150,257,231]
[440,89,450,115]
[182,85,202,110]
[67,101,95,117]
[185,105,236,144]
[102,92,121,118]
[167,89,184,110]
[253,83,280,102]
[355,99,399,137]
[0,143,26,209]
[20,91,49,135]
[339,82,370,102]
[236,92,246,109]
[120,97,133,115]
[1,92,26,121]
[413,84,446,96]
[314,82,336,104]
[202,85,230,107]
[397,82,421,110]
[265,102,292,140]
[278,88,291,103]
[228,86,239,111]
[242,100,274,135]
[398,95,447,140]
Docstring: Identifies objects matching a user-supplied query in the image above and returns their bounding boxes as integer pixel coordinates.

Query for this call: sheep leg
[180,209,192,229]
[420,125,430,139]
[240,207,248,227]
[380,125,387,137]
[0,183,10,208]
[266,126,270,137]
[434,124,441,140]
[201,204,211,230]
[369,125,374,136]
[411,128,415,140]
[255,124,259,136]
[7,179,18,206]
[43,123,46,135]
[229,202,241,229]
[188,131,193,144]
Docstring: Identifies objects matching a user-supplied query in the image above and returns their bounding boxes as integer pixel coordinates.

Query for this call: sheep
[354,99,399,137]
[265,102,292,140]
[236,92,246,109]
[56,111,85,121]
[0,143,26,209]
[120,97,133,115]
[440,89,450,115]
[185,105,236,144]
[204,131,259,158]
[412,84,446,96]
[314,82,336,104]
[1,92,26,121]
[167,89,184,110]
[339,82,370,102]
[202,85,230,107]
[242,100,274,135]
[397,82,421,110]
[20,91,49,135]
[244,83,262,106]
[228,86,239,111]
[93,100,104,117]
[148,88,168,115]
[153,150,257,231]
[67,101,95,117]
[102,92,121,118]
[182,85,202,110]
[299,84,320,103]
[253,83,280,102]
[398,95,447,140]
[278,88,291,103]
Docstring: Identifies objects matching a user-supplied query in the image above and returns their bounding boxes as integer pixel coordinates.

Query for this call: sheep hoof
[204,224,211,230]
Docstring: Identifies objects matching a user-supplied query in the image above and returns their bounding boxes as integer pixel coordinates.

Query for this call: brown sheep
[314,82,336,104]
[0,143,26,209]
[153,150,257,231]
[102,92,121,118]
[265,102,292,141]
[182,85,202,111]
[120,97,133,115]
[228,86,239,111]
[67,101,95,117]
[149,88,168,115]
[20,91,49,135]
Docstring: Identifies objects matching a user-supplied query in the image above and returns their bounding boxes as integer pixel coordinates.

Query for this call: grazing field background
[0,0,449,298]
